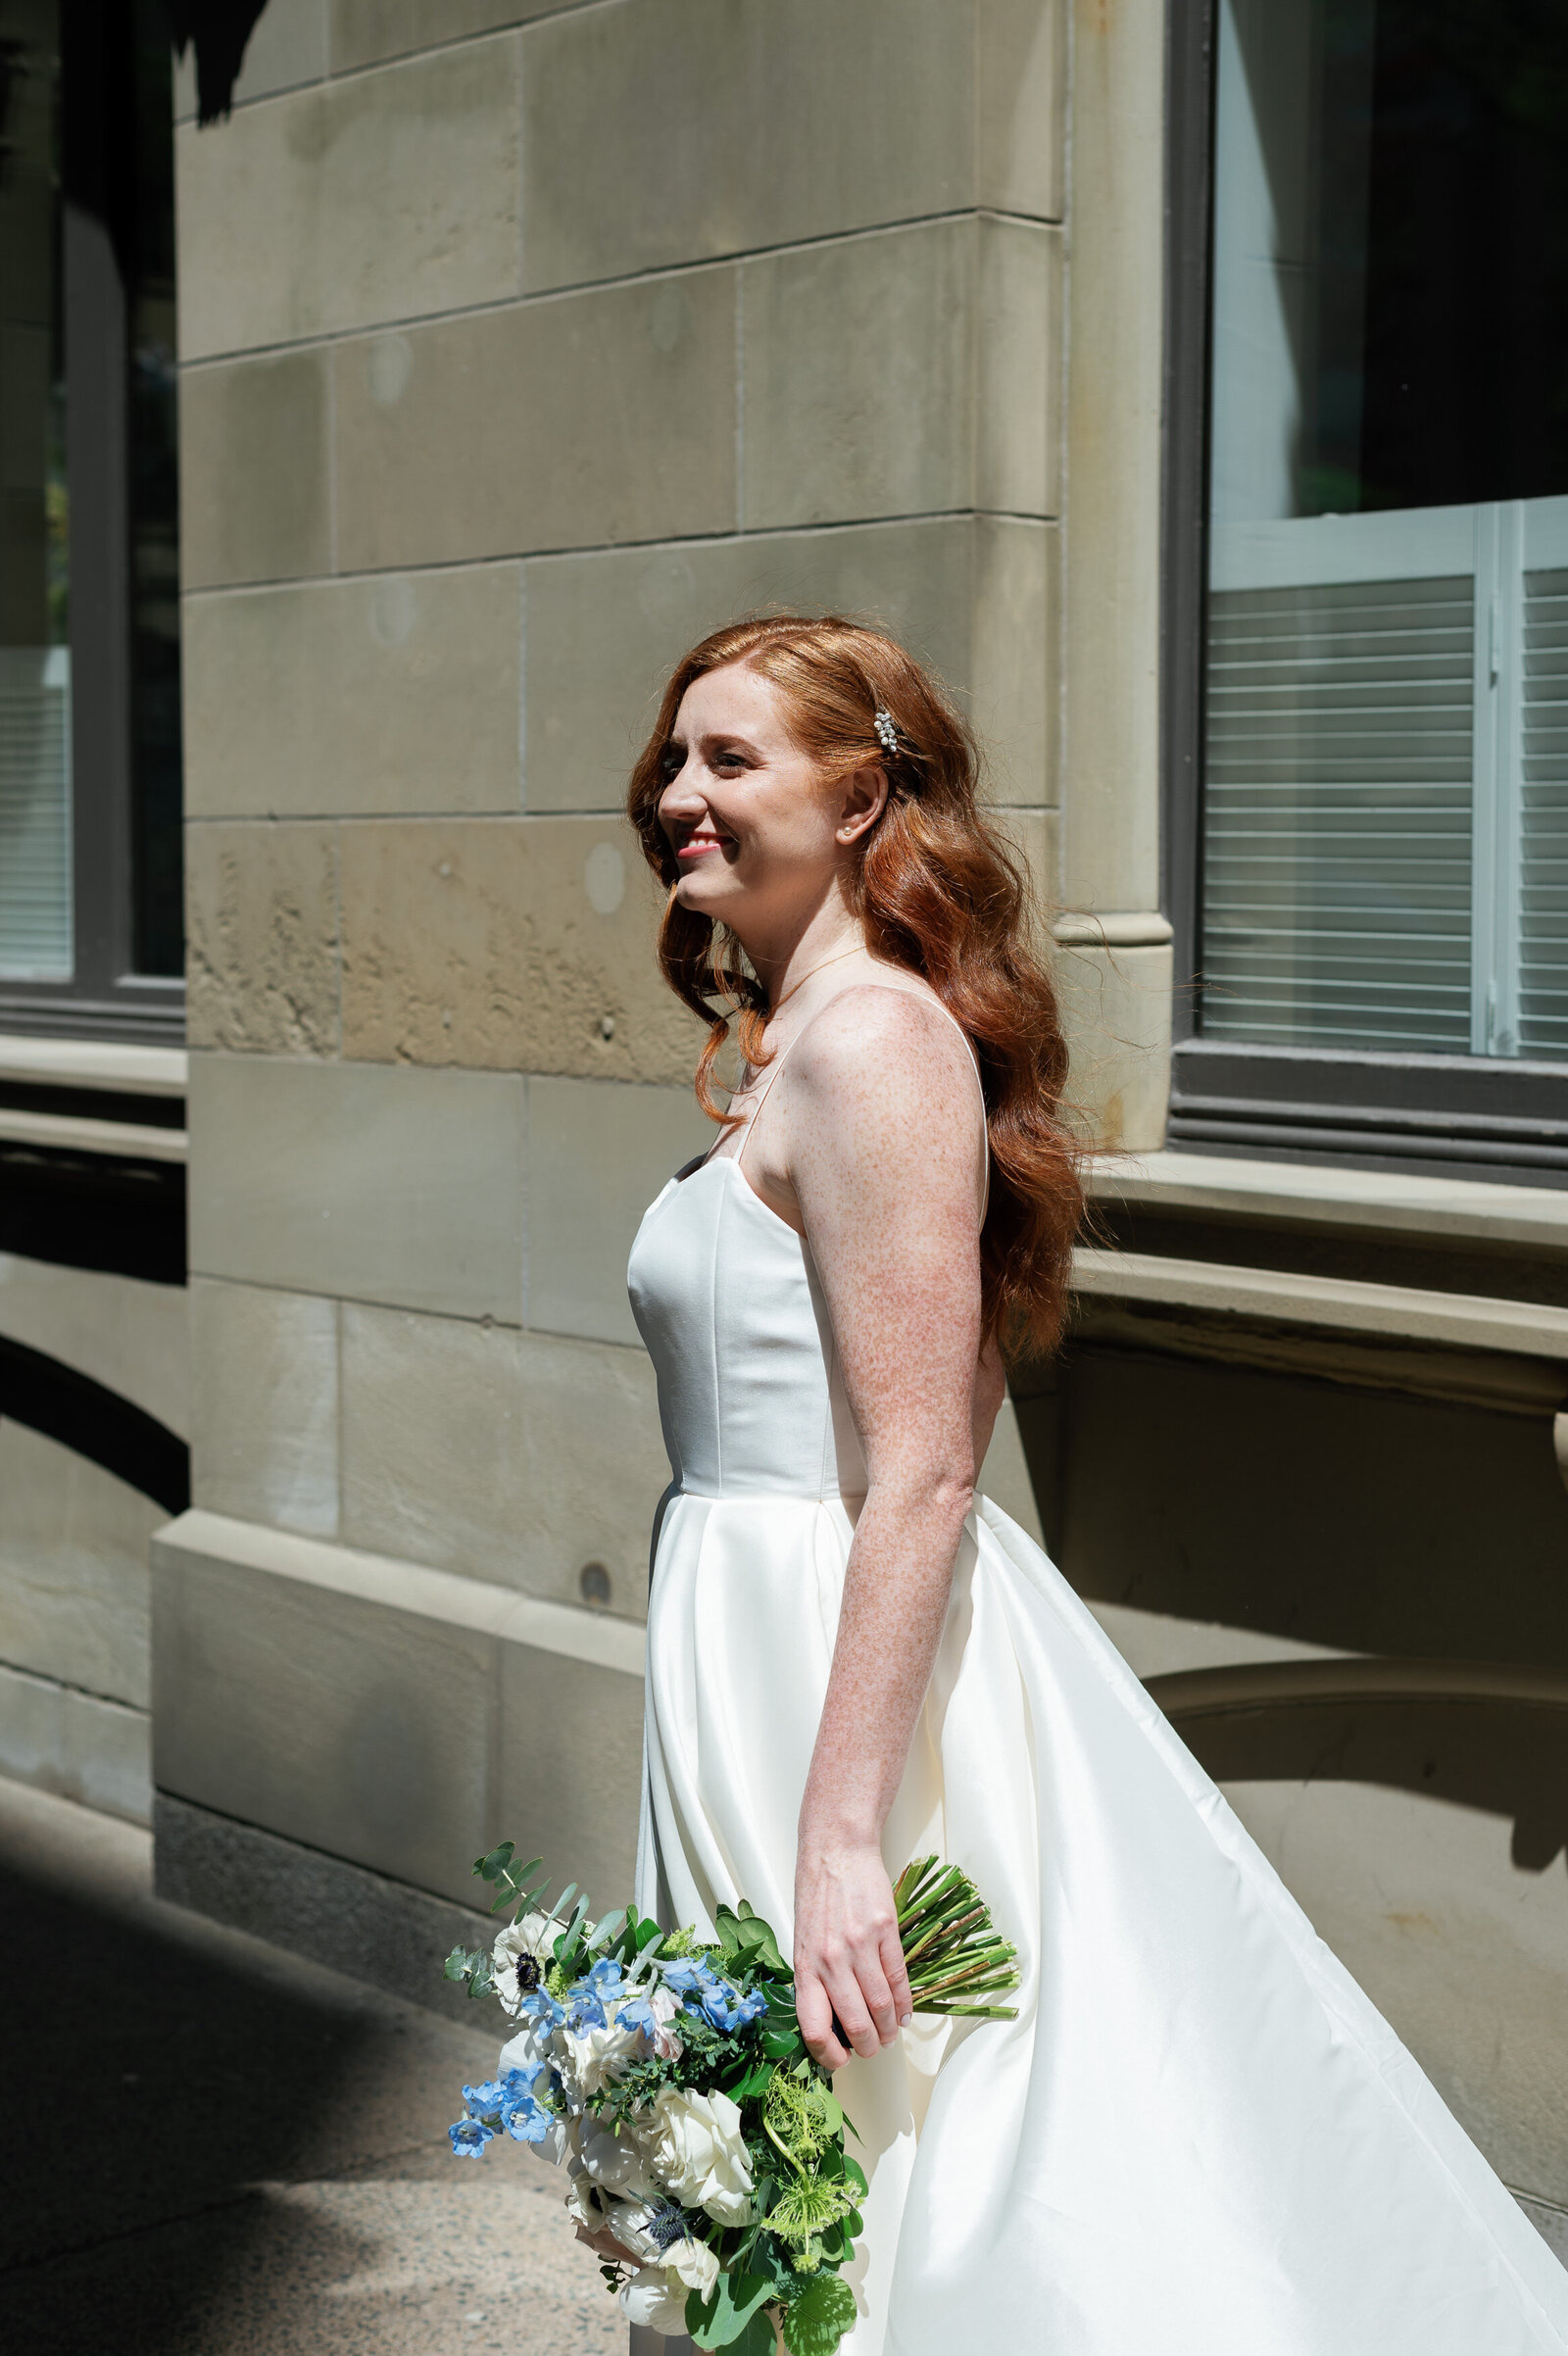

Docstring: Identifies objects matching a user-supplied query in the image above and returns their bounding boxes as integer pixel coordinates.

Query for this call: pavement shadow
[0,1842,383,2349]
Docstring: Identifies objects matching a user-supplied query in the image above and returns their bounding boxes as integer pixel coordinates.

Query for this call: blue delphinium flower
[518,1987,566,2035]
[614,1989,662,2039]
[564,1986,607,2034]
[463,2078,511,2124]
[698,1976,767,2032]
[501,2070,556,2143]
[657,1953,765,2032]
[449,2116,494,2156]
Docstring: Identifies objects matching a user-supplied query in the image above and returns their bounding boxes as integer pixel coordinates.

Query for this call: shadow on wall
[1175,1692,1568,1875]
[1011,1342,1568,1872]
[170,0,271,124]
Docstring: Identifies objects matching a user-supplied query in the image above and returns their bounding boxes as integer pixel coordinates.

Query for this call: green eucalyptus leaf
[781,2274,858,2356]
[474,1841,515,1883]
[686,2268,775,2351]
[842,2156,868,2197]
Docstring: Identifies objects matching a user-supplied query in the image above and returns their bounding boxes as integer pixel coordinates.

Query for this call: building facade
[5,0,1568,2248]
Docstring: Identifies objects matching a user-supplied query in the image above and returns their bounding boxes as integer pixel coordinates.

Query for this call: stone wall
[158,0,1073,1974]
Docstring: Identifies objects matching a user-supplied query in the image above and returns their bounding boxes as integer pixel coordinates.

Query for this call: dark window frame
[0,0,182,1047]
[1161,0,1568,1187]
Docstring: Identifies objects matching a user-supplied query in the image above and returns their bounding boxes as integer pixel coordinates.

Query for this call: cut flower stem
[892,1855,1018,2022]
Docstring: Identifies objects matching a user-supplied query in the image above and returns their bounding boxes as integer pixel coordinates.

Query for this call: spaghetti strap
[736,980,990,1219]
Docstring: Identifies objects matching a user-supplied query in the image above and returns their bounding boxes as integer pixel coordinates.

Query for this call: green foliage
[780,2275,858,2356]
[442,1945,496,2000]
[713,1899,789,1978]
[471,1841,546,1918]
[686,2265,774,2350]
[767,2175,857,2256]
[763,2069,842,2172]
[446,1839,1014,2356]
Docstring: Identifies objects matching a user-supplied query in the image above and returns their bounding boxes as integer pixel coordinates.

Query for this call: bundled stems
[893,1856,1019,2022]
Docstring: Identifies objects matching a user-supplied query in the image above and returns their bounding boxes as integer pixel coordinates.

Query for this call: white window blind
[1521,566,1568,1058]
[0,645,73,981]
[1202,500,1568,1060]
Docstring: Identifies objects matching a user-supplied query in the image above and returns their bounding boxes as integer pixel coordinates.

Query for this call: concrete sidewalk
[0,1777,625,2353]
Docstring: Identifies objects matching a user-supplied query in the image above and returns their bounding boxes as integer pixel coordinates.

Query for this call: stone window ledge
[1090,1148,1568,1256]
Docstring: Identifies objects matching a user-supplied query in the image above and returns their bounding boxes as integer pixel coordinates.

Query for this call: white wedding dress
[627,1011,1568,2355]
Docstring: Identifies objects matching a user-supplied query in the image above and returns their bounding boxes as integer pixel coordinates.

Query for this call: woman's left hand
[793,1836,913,2072]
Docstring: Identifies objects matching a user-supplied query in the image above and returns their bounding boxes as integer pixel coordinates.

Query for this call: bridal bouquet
[442,1841,1018,2353]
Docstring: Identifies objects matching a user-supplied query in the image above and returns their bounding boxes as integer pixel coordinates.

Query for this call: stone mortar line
[182,508,1062,603]
[178,205,1061,373]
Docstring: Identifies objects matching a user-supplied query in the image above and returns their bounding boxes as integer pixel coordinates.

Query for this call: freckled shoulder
[783,983,981,1134]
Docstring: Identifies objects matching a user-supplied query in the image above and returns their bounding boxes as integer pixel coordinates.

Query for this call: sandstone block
[190,1278,340,1539]
[185,819,340,1055]
[182,566,523,820]
[340,1309,667,1610]
[0,1422,157,1707]
[525,1076,710,1347]
[179,350,331,590]
[188,1054,525,1320]
[338,814,704,1085]
[524,515,1056,813]
[330,0,555,72]
[742,217,1060,530]
[177,38,521,359]
[333,271,737,570]
[521,0,971,291]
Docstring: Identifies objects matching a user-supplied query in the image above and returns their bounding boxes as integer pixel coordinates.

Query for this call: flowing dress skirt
[637,1488,1568,2356]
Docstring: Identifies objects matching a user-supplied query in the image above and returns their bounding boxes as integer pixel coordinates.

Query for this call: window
[0,0,182,1043]
[1169,0,1568,1176]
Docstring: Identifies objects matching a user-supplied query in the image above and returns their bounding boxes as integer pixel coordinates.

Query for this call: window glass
[0,0,71,982]
[1202,1,1568,1057]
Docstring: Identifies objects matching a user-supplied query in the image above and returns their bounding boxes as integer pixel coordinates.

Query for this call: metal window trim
[1160,0,1568,1182]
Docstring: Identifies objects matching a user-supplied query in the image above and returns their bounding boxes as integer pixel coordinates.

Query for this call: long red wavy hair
[626,615,1082,1357]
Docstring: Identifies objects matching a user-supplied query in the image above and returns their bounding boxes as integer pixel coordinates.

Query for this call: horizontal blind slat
[1203,576,1473,1051]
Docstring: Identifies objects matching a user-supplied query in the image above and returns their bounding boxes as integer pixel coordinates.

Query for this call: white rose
[574,2112,658,2200]
[646,2087,755,2226]
[493,1912,556,2017]
[619,2265,691,2336]
[563,2016,641,2101]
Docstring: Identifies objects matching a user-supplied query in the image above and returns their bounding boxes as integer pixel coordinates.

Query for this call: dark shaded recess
[1090,1199,1568,1312]
[0,1850,372,2334]
[0,1143,185,1285]
[0,1080,184,1128]
[169,0,271,125]
[1011,1343,1568,1669]
[0,1332,188,1511]
[1356,0,1568,511]
[1170,1692,1568,1874]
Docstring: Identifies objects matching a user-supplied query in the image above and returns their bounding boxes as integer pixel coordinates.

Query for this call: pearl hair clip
[873,709,899,757]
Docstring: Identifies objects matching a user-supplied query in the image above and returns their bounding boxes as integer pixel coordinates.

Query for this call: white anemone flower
[619,2265,692,2335]
[492,1911,557,2017]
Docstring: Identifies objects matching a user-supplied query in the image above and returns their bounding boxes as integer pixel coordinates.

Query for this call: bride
[622,614,1568,2353]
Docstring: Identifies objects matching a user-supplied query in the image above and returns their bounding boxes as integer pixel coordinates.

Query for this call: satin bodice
[627,1154,867,1501]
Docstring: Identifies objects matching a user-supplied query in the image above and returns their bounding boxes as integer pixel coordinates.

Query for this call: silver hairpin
[873,709,899,757]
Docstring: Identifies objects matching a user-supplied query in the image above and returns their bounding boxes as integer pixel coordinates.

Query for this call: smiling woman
[613,613,1568,2355]
[627,614,1082,1358]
